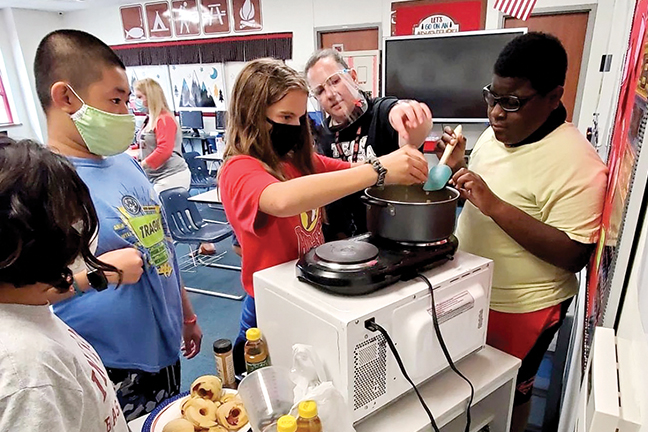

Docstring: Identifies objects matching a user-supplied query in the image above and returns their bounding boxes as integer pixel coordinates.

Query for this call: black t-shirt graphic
[315,96,400,240]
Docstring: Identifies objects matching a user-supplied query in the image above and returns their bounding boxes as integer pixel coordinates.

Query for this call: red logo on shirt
[295,209,324,255]
[68,329,110,402]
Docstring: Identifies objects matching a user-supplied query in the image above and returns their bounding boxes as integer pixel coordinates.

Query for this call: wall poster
[169,63,227,111]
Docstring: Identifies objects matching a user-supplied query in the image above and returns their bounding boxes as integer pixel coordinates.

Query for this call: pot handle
[360,195,388,207]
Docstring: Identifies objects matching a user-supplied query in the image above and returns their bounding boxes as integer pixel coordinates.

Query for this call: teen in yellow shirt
[436,32,607,432]
[456,121,606,313]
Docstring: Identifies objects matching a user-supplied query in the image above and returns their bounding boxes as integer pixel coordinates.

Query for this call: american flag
[494,0,538,21]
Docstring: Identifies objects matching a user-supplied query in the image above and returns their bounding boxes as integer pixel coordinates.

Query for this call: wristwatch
[87,268,109,291]
[366,157,388,187]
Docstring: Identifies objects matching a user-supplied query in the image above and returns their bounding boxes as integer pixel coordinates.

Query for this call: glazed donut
[162,418,195,432]
[216,401,248,431]
[208,426,229,432]
[184,397,218,430]
[190,375,223,402]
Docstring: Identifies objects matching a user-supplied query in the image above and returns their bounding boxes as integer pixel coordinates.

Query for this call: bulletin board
[168,63,227,111]
[583,0,648,370]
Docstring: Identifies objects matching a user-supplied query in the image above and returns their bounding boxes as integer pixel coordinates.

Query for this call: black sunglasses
[482,84,538,112]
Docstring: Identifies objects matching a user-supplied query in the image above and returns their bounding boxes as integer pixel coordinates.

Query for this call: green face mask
[68,85,136,157]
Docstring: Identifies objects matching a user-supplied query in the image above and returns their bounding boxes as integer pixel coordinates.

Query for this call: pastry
[184,397,218,429]
[219,393,242,404]
[190,375,223,402]
[162,418,195,432]
[216,400,248,430]
[179,396,193,415]
[207,426,229,432]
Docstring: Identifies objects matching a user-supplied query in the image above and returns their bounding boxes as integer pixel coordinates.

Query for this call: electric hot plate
[296,234,458,295]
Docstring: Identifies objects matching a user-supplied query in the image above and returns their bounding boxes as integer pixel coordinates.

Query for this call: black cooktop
[296,235,459,296]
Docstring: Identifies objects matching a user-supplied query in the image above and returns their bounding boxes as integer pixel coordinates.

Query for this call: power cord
[365,274,476,432]
[365,320,441,432]
[416,273,475,432]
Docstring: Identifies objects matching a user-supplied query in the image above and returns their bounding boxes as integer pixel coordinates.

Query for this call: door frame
[500,4,597,127]
[341,49,380,97]
[314,23,383,51]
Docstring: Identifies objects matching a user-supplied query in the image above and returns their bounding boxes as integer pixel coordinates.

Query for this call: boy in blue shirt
[34,29,202,421]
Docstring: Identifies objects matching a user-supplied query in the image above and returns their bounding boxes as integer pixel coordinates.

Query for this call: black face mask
[267,116,306,157]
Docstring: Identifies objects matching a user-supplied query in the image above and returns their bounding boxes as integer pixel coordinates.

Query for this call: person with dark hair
[305,48,433,240]
[0,137,128,432]
[437,32,608,432]
[34,29,202,420]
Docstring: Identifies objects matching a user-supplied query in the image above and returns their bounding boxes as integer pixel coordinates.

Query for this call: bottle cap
[277,415,297,432]
[213,339,232,354]
[298,400,318,419]
[246,327,261,341]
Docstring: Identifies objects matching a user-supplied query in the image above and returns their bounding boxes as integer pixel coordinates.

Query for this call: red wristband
[183,314,197,325]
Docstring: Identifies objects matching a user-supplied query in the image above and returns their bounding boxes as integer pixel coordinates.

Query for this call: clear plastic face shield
[309,68,368,132]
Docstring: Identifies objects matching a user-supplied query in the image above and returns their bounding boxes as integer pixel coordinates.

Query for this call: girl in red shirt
[218,58,429,373]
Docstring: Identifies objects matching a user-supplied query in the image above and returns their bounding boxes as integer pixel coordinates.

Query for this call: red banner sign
[391,0,485,36]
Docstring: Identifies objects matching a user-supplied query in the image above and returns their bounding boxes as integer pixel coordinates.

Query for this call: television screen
[180,110,204,130]
[384,29,526,122]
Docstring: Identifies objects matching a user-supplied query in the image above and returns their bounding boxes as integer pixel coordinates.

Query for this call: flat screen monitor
[383,29,526,122]
[180,110,204,130]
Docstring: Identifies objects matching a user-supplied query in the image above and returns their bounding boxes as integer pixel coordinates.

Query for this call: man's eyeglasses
[310,69,351,99]
[482,84,537,112]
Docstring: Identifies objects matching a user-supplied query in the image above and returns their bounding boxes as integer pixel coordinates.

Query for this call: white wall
[0,9,40,140]
[0,8,65,142]
[12,9,63,139]
[9,8,65,141]
[0,10,31,139]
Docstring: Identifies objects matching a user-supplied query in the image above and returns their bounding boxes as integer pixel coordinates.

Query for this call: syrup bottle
[296,400,323,432]
[277,415,298,432]
[244,327,270,374]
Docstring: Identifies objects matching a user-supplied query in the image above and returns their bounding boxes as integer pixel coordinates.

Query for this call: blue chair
[184,152,217,191]
[160,187,243,300]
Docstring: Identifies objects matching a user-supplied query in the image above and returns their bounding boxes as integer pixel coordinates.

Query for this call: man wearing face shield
[306,49,433,240]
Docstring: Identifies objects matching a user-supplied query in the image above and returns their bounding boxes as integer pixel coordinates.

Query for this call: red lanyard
[334,126,363,163]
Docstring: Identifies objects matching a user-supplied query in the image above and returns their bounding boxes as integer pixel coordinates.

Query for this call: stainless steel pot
[361,185,459,243]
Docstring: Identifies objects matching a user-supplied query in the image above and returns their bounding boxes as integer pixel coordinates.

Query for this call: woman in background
[135,78,215,254]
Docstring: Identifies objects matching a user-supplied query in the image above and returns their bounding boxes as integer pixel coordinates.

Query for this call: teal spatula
[423,125,462,192]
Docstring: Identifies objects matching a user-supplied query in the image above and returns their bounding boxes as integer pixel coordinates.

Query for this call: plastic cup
[238,366,295,432]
